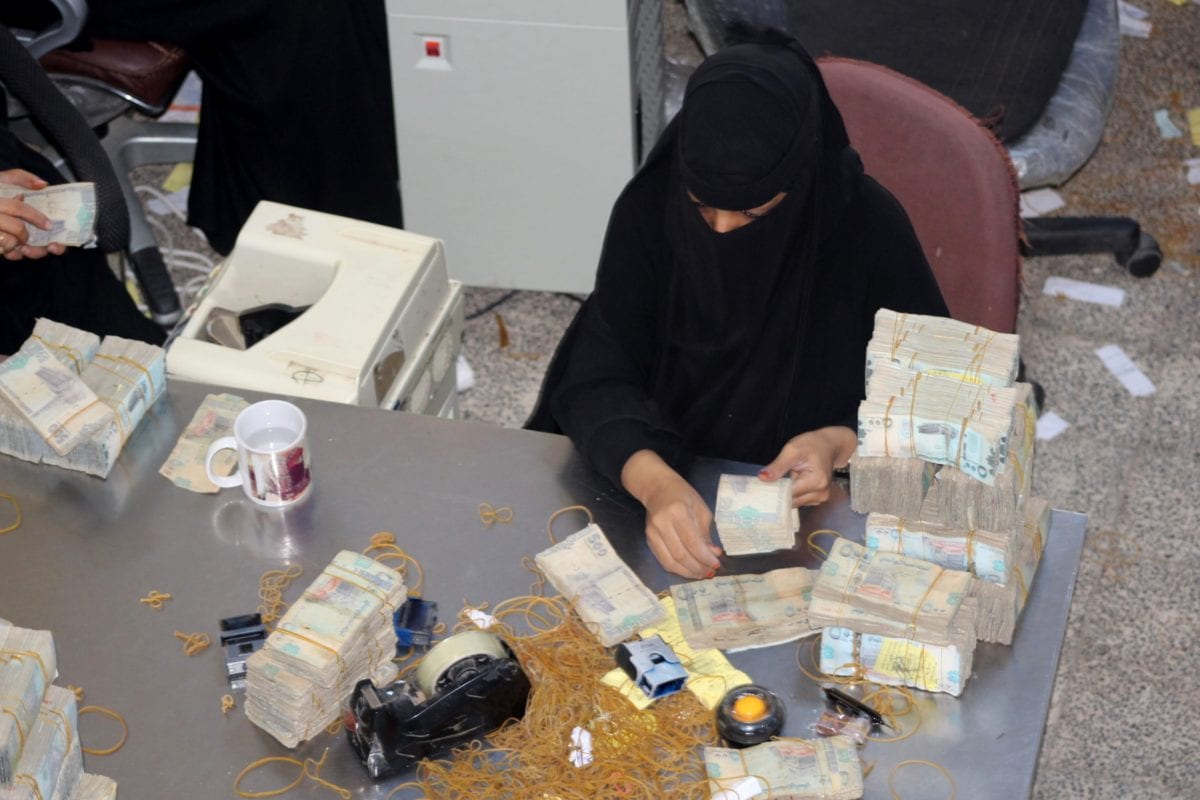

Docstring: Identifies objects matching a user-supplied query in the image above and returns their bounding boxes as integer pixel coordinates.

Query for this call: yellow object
[79,705,128,756]
[221,695,236,715]
[731,694,768,723]
[601,597,752,710]
[0,493,20,535]
[173,631,212,656]
[162,162,193,194]
[872,639,940,692]
[139,590,172,610]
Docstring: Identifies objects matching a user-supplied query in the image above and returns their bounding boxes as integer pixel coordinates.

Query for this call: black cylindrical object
[715,684,785,748]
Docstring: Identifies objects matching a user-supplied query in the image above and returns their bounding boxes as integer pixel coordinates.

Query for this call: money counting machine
[347,630,530,779]
[167,201,463,416]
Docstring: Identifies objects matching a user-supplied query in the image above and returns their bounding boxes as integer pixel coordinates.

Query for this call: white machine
[167,201,463,417]
[385,0,667,293]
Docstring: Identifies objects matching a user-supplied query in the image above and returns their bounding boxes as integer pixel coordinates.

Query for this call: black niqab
[653,40,862,464]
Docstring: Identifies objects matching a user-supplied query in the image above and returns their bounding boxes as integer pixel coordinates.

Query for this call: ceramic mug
[205,399,312,507]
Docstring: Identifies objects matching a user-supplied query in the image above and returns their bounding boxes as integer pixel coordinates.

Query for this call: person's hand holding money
[622,449,723,579]
[758,426,857,507]
[0,169,63,261]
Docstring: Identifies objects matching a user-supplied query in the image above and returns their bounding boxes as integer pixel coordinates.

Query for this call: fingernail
[758,469,770,479]
[706,570,716,579]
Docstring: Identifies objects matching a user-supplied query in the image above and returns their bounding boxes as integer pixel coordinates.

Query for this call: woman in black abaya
[527,31,948,579]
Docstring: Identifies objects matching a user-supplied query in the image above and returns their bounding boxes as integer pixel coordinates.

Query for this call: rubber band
[66,685,84,702]
[0,707,24,748]
[92,353,157,404]
[139,590,172,610]
[905,568,945,641]
[546,505,594,545]
[325,718,343,736]
[174,630,212,656]
[14,775,42,800]
[79,704,128,755]
[805,529,843,560]
[221,695,236,715]
[363,532,425,596]
[881,395,897,457]
[30,335,83,373]
[478,502,514,527]
[272,627,348,676]
[0,493,21,535]
[257,565,303,626]
[44,398,105,445]
[0,649,50,686]
[234,755,306,798]
[888,759,956,799]
[44,706,73,752]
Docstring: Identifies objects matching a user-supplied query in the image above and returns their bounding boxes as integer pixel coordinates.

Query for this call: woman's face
[687,190,788,234]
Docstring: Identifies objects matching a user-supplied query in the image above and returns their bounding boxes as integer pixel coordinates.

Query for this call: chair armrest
[13,0,87,59]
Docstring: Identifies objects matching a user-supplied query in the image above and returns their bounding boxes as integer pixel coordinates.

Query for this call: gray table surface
[0,381,1085,798]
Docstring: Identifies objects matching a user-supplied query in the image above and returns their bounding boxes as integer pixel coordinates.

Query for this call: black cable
[465,290,519,321]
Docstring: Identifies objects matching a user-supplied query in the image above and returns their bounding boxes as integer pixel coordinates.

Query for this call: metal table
[0,381,1085,798]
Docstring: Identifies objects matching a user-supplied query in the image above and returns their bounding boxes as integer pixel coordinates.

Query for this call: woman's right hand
[0,169,59,261]
[622,449,722,579]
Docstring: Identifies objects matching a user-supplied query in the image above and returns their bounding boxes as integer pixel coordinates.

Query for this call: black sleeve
[532,182,691,486]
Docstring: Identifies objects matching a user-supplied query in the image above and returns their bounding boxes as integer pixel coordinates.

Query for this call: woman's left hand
[0,168,59,261]
[758,426,857,507]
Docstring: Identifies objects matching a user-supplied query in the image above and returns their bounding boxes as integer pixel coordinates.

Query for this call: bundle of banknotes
[0,622,117,800]
[864,308,1020,388]
[0,623,57,784]
[705,736,862,800]
[849,455,936,519]
[819,625,972,697]
[713,474,798,555]
[969,497,1051,644]
[0,183,96,248]
[535,523,666,647]
[0,319,166,478]
[670,567,819,652]
[244,551,406,747]
[858,362,1016,485]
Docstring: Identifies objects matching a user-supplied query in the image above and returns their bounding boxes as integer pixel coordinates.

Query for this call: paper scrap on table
[1043,276,1125,307]
[568,726,593,767]
[1019,187,1066,217]
[1118,1,1151,37]
[1036,411,1070,441]
[1185,158,1200,185]
[1153,109,1183,139]
[1096,344,1155,397]
[600,596,751,711]
[1188,108,1200,147]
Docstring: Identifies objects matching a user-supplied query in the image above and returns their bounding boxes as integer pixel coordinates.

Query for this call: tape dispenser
[346,630,531,779]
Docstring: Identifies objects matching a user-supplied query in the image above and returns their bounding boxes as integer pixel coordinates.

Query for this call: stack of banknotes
[858,362,1017,484]
[670,567,820,652]
[0,623,117,799]
[713,474,798,555]
[244,551,406,747]
[0,319,166,478]
[705,736,862,800]
[849,455,937,519]
[819,623,973,697]
[808,540,979,694]
[535,524,666,647]
[969,497,1051,644]
[865,308,1020,387]
[0,183,96,248]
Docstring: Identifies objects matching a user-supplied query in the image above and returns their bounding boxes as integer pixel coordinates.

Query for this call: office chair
[817,57,1021,335]
[683,0,1162,278]
[6,0,196,325]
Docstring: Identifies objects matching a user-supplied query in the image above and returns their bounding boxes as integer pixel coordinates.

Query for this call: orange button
[731,694,768,723]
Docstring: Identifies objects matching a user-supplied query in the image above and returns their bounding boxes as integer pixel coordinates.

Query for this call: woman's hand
[622,449,722,579]
[0,169,61,261]
[758,426,857,507]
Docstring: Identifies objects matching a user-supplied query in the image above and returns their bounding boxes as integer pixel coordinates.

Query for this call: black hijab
[647,36,863,464]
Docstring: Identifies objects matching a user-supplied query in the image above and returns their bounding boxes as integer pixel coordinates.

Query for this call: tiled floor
[138,2,1198,796]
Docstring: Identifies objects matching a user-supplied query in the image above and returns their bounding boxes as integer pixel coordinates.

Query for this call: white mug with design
[204,399,312,507]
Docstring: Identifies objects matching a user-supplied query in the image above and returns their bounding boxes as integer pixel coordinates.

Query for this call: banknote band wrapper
[166,201,464,416]
[715,685,786,748]
[614,635,688,700]
[346,630,531,779]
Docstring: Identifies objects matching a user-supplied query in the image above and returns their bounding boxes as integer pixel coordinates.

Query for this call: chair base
[1021,216,1162,278]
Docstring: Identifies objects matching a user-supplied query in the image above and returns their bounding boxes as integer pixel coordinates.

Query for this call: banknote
[670,567,819,652]
[705,736,863,800]
[245,551,404,747]
[865,308,1020,387]
[713,474,797,555]
[66,773,118,800]
[0,183,96,247]
[865,512,1016,585]
[158,393,248,492]
[0,339,115,456]
[970,497,1051,644]
[535,523,666,647]
[4,685,77,800]
[0,624,58,784]
[820,625,969,696]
